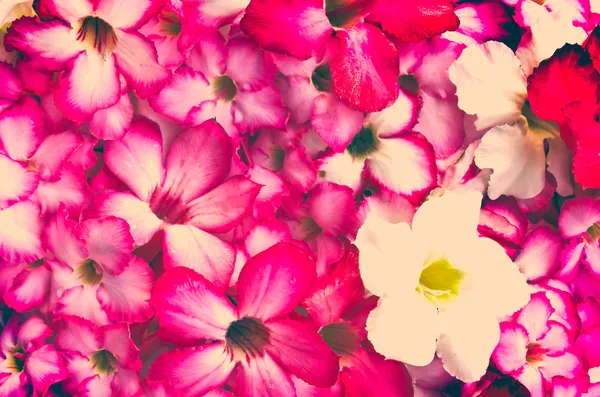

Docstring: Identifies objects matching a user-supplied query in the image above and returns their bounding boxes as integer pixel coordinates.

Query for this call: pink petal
[80,217,134,275]
[539,352,582,380]
[477,197,529,254]
[15,60,53,97]
[366,134,437,199]
[240,0,333,60]
[514,226,563,283]
[148,343,235,397]
[104,116,165,202]
[149,66,212,122]
[236,353,296,397]
[43,206,85,267]
[4,17,81,71]
[114,31,170,98]
[237,242,316,321]
[330,23,399,112]
[266,318,339,387]
[0,97,45,161]
[88,94,133,141]
[516,291,554,342]
[29,130,82,181]
[275,74,320,125]
[186,29,227,80]
[181,0,251,28]
[4,266,50,312]
[162,120,232,203]
[0,61,23,112]
[232,85,289,134]
[368,89,421,138]
[0,201,42,263]
[55,285,109,326]
[411,37,464,99]
[226,38,277,92]
[97,256,154,324]
[151,266,237,342]
[366,0,459,41]
[0,154,39,210]
[56,315,100,356]
[515,365,544,397]
[77,374,113,397]
[34,165,88,215]
[111,368,143,397]
[306,182,356,236]
[183,176,261,233]
[537,321,570,354]
[40,0,93,24]
[303,244,364,327]
[247,166,288,220]
[559,197,600,239]
[527,44,599,134]
[308,233,345,277]
[413,92,465,159]
[97,323,140,368]
[281,146,317,193]
[16,315,52,347]
[55,52,120,122]
[95,0,161,30]
[25,344,67,393]
[311,92,363,153]
[492,322,528,374]
[162,225,235,292]
[83,191,163,246]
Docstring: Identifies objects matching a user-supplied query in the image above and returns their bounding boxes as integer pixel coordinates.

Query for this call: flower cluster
[0,0,599,396]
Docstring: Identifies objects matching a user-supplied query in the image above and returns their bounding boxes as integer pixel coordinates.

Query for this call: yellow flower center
[417,256,465,307]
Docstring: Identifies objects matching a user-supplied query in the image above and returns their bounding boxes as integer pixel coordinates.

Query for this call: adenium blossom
[0,315,67,397]
[84,118,261,292]
[147,242,340,396]
[5,0,170,126]
[356,189,530,382]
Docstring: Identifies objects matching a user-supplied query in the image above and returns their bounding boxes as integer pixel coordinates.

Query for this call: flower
[356,189,531,382]
[147,242,340,396]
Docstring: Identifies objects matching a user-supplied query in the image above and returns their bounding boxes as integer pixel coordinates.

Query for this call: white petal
[319,152,365,192]
[367,294,439,367]
[449,41,527,131]
[475,116,552,200]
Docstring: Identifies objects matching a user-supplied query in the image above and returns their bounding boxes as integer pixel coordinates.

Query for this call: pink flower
[5,0,170,127]
[85,118,261,292]
[0,315,67,397]
[45,208,154,324]
[56,316,143,396]
[240,0,460,112]
[150,29,288,138]
[492,291,585,397]
[147,242,340,396]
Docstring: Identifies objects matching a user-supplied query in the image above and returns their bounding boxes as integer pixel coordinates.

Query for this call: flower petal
[56,315,100,356]
[183,176,261,233]
[29,130,83,181]
[114,31,170,98]
[88,94,133,141]
[331,23,399,112]
[475,116,551,200]
[55,51,120,122]
[516,291,554,342]
[148,343,235,397]
[232,85,288,134]
[311,92,363,153]
[368,88,420,138]
[97,256,154,324]
[0,97,45,161]
[449,41,527,131]
[4,266,50,312]
[240,0,333,60]
[95,0,161,30]
[366,0,459,41]
[266,318,339,387]
[0,201,42,263]
[104,116,165,202]
[182,0,251,28]
[162,224,235,292]
[0,62,23,112]
[226,37,277,92]
[0,154,39,210]
[236,353,296,397]
[151,266,237,342]
[492,322,528,374]
[162,120,232,204]
[514,227,563,283]
[558,197,600,239]
[237,242,316,321]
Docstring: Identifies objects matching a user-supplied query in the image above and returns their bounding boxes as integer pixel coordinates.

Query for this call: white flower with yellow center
[356,189,531,382]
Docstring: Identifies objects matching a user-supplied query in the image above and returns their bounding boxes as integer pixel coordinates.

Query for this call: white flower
[356,189,531,382]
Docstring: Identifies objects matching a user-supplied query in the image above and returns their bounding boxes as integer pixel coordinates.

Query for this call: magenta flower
[147,242,339,396]
[5,0,170,124]
[56,316,143,396]
[85,118,261,291]
[0,315,67,397]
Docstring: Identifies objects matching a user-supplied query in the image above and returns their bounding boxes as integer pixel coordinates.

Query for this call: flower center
[225,317,270,360]
[27,258,45,269]
[319,322,360,356]
[311,65,333,92]
[585,223,600,244]
[77,259,103,285]
[90,349,118,374]
[325,0,370,28]
[417,256,465,307]
[398,75,420,95]
[525,343,546,366]
[77,16,117,55]
[346,127,379,159]
[6,346,25,373]
[159,11,181,36]
[213,75,237,102]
